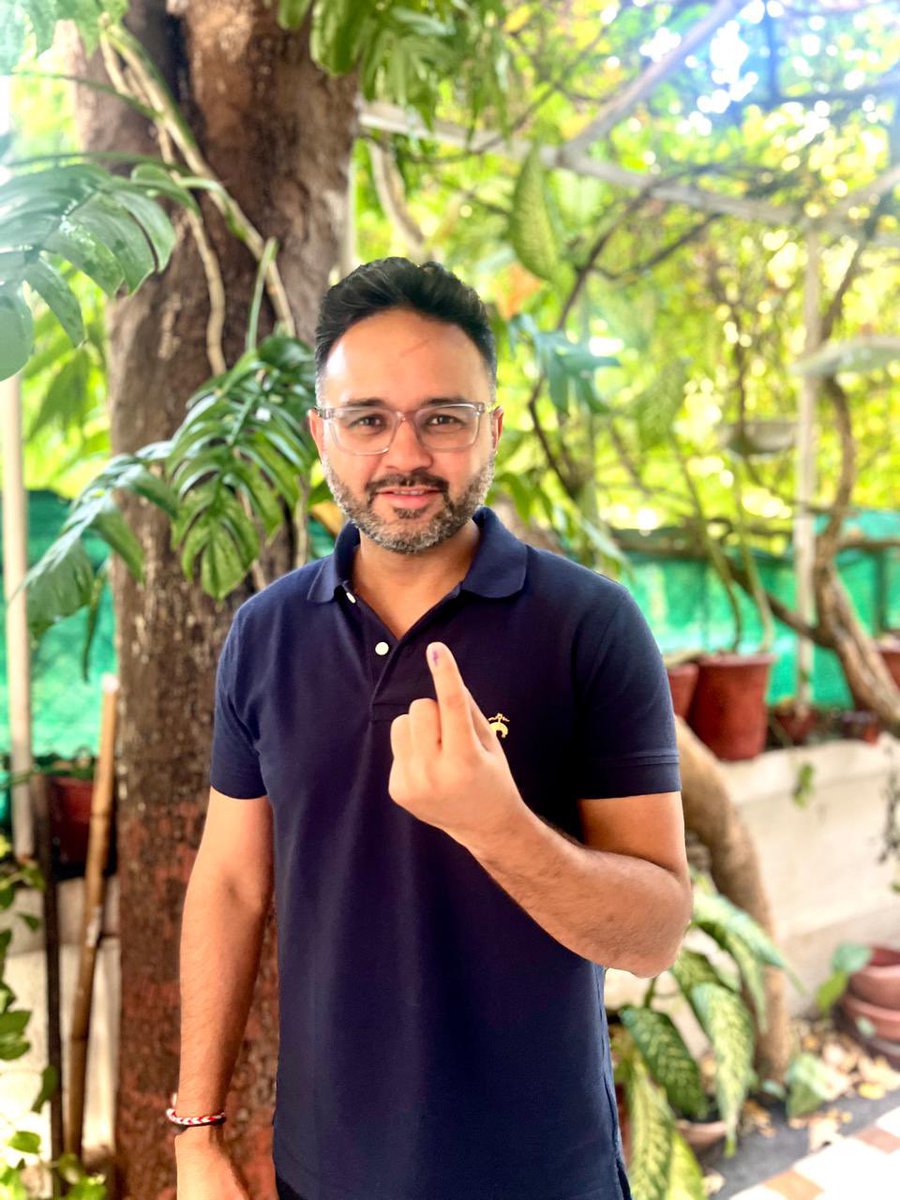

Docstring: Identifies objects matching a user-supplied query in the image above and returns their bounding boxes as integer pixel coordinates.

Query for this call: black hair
[314,257,497,389]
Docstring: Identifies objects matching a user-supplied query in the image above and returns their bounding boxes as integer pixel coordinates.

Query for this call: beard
[322,451,496,554]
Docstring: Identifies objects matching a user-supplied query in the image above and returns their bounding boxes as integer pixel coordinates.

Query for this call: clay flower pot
[841,992,900,1041]
[848,946,900,1010]
[667,663,699,720]
[676,1116,728,1155]
[769,701,818,746]
[687,653,776,761]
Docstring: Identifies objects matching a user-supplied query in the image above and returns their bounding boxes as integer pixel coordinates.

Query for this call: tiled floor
[730,1104,900,1199]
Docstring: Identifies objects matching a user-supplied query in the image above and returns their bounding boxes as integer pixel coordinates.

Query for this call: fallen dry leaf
[703,1169,725,1195]
[806,1111,845,1152]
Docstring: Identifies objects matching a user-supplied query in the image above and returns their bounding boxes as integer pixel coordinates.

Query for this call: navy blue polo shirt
[210,505,680,1200]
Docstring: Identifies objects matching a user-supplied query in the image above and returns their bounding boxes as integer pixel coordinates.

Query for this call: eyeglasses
[315,402,497,455]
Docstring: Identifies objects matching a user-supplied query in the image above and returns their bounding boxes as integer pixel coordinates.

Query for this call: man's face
[308,309,503,555]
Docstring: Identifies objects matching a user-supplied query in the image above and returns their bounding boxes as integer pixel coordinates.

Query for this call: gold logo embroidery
[488,712,509,739]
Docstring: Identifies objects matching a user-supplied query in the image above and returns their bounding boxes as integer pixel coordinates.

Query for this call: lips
[377,489,442,509]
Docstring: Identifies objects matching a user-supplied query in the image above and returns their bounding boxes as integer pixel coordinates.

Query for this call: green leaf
[667,1129,706,1200]
[692,888,787,971]
[130,164,200,215]
[785,1052,833,1119]
[0,290,34,380]
[6,1130,41,1155]
[112,186,176,272]
[0,1010,30,1037]
[93,507,145,581]
[277,0,313,29]
[620,1007,708,1120]
[45,221,125,295]
[816,969,849,1013]
[24,530,96,640]
[690,982,754,1150]
[509,146,562,284]
[23,257,86,347]
[70,192,155,291]
[17,912,41,932]
[626,1054,673,1200]
[832,942,873,974]
[32,1065,59,1113]
[670,948,730,997]
[55,1150,86,1183]
[201,523,251,601]
[720,929,769,1032]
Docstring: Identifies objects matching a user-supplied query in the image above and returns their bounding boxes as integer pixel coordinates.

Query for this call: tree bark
[74,4,358,1195]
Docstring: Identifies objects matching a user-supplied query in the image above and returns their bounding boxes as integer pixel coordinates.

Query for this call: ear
[307,409,326,457]
[491,406,504,449]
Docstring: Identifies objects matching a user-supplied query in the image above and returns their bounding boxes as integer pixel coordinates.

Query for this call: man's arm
[465,791,691,977]
[174,788,273,1194]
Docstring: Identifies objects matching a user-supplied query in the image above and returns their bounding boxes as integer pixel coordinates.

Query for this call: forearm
[176,866,270,1113]
[465,806,691,976]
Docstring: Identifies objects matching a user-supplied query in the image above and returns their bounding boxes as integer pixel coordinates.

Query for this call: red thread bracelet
[166,1105,226,1129]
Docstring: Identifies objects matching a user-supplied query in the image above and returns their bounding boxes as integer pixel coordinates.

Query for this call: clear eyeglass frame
[314,402,499,455]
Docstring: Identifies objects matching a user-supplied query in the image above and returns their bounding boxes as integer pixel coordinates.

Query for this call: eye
[347,411,388,430]
[424,409,465,427]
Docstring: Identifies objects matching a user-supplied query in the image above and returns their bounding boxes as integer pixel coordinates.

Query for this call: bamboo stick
[65,675,119,1160]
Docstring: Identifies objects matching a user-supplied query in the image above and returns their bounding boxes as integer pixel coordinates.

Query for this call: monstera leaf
[0,160,195,380]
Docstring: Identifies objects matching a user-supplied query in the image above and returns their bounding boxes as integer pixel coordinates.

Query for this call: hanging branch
[99,39,228,375]
[366,139,427,261]
[105,26,296,338]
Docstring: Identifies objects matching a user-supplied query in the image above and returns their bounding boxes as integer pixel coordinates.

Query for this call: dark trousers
[275,1175,306,1200]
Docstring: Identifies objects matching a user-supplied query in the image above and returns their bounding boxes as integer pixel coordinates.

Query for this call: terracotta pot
[769,702,818,746]
[667,663,699,720]
[839,710,881,744]
[676,1116,727,1155]
[47,774,116,875]
[841,991,900,1041]
[687,654,776,761]
[848,946,900,1010]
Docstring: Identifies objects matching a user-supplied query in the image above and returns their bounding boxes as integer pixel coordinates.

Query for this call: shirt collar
[306,505,528,603]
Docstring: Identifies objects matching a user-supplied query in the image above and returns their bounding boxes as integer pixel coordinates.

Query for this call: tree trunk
[676,719,791,1083]
[74,4,358,1195]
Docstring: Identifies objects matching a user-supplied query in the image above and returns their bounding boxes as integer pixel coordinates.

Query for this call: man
[173,258,691,1200]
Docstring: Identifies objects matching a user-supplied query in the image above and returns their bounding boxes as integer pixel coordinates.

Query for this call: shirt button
[375,641,390,656]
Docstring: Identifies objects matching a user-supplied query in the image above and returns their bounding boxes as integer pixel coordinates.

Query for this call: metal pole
[794,232,821,709]
[0,75,34,856]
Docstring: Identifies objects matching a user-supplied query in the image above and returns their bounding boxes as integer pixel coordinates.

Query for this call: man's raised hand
[388,642,524,852]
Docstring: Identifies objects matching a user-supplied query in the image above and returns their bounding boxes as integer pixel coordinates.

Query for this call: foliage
[613,873,794,1195]
[0,157,196,380]
[0,836,105,1197]
[167,335,321,600]
[1,0,126,72]
[815,941,873,1014]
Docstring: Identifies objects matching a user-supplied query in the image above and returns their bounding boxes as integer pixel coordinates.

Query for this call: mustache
[370,478,447,495]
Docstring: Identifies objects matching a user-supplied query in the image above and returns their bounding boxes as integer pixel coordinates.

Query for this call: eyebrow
[338,395,474,409]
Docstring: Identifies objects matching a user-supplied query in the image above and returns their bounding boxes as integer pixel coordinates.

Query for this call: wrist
[174,1123,227,1153]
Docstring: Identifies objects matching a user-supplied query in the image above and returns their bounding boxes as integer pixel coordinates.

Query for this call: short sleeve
[209,613,267,799]
[572,588,681,799]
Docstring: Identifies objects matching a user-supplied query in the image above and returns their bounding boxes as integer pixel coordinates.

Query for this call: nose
[383,412,434,472]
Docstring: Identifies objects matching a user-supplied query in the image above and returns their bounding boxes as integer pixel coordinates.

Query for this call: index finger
[427,642,477,753]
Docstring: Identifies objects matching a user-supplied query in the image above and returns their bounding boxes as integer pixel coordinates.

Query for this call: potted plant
[3,754,116,878]
[611,873,795,1195]
[663,652,700,720]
